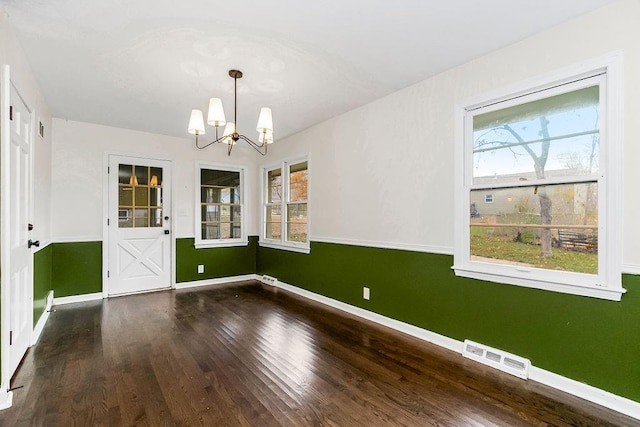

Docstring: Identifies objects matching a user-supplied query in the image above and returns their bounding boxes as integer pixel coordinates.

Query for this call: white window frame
[484,194,493,204]
[260,155,310,254]
[194,161,247,249]
[453,53,624,301]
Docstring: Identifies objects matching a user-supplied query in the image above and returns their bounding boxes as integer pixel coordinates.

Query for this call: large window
[454,58,622,300]
[261,157,309,253]
[195,163,245,248]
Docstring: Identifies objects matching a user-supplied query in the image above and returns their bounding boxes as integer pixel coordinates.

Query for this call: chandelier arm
[195,134,233,150]
[236,134,267,156]
[194,126,222,150]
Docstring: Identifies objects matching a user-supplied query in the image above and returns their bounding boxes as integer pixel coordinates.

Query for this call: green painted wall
[257,241,640,403]
[33,244,53,324]
[45,237,257,297]
[51,241,102,297]
[176,236,257,283]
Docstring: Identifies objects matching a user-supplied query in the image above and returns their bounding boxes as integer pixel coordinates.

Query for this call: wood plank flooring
[0,281,637,426]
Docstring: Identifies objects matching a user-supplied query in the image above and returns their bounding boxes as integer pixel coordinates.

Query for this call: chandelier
[188,69,274,156]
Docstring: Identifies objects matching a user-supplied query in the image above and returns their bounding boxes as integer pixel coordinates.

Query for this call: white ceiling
[1,0,616,142]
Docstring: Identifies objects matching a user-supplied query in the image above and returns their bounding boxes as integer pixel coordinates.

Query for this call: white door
[108,156,172,295]
[6,82,33,377]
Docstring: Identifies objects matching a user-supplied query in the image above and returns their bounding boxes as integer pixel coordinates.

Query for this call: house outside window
[195,163,246,248]
[454,56,622,300]
[261,157,310,253]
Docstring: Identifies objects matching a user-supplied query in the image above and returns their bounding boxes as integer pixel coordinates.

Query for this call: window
[118,163,163,228]
[261,157,309,253]
[454,57,622,300]
[195,163,245,248]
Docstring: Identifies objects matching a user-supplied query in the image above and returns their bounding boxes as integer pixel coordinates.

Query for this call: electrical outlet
[363,287,370,300]
[197,264,205,274]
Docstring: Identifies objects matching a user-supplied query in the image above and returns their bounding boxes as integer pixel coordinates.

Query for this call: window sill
[259,241,310,254]
[452,264,625,301]
[194,240,248,249]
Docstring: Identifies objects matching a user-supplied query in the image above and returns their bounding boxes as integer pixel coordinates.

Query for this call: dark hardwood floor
[0,281,637,426]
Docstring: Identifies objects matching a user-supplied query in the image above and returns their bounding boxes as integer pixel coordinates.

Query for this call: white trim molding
[311,236,454,255]
[31,290,54,345]
[266,277,640,421]
[258,241,311,254]
[259,154,311,254]
[52,236,102,243]
[530,367,640,420]
[453,52,624,301]
[32,239,53,252]
[194,161,248,249]
[54,292,103,306]
[173,274,256,290]
[0,388,13,411]
[622,264,640,276]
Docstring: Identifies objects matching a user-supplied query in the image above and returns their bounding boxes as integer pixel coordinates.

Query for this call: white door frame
[102,152,176,298]
[0,65,35,409]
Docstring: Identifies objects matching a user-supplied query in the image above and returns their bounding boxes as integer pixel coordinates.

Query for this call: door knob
[28,239,40,248]
[164,230,170,235]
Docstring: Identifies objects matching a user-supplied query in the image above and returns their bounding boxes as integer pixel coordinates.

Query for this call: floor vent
[260,275,278,286]
[462,340,530,379]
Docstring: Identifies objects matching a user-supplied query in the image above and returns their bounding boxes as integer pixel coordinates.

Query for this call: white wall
[262,0,640,268]
[0,11,53,246]
[51,119,259,242]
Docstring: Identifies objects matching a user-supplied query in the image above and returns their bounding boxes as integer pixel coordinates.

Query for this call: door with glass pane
[108,156,171,295]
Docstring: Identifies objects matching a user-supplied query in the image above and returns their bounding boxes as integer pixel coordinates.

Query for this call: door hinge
[9,330,12,345]
[9,105,13,120]
[107,218,110,226]
[107,166,110,174]
[107,270,110,278]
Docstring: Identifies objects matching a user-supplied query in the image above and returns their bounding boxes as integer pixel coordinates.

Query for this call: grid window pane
[150,208,163,227]
[118,164,133,184]
[470,183,597,274]
[287,203,307,243]
[472,85,599,185]
[135,186,149,206]
[119,186,133,206]
[119,208,133,228]
[267,169,282,203]
[135,165,149,186]
[118,163,164,228]
[134,208,149,227]
[289,161,308,202]
[199,168,242,241]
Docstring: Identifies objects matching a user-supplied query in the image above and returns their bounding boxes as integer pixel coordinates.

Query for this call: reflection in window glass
[118,163,163,228]
[263,159,309,248]
[473,86,599,184]
[199,168,242,241]
[470,183,597,274]
[467,82,600,274]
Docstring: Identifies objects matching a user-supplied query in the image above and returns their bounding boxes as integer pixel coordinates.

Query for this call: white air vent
[462,340,530,379]
[261,275,278,286]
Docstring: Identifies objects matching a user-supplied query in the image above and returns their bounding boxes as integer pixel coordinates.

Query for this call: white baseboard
[53,292,103,306]
[272,278,462,354]
[622,263,640,275]
[0,387,12,410]
[31,290,54,345]
[530,367,640,420]
[268,278,640,421]
[173,274,257,290]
